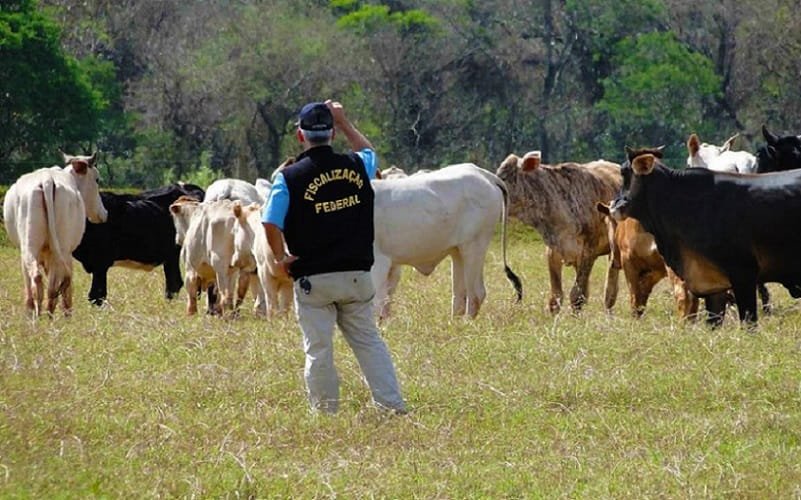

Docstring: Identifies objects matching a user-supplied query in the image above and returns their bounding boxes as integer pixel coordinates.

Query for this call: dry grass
[1,220,801,497]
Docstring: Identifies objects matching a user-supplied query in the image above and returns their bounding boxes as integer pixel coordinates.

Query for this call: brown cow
[496,151,621,312]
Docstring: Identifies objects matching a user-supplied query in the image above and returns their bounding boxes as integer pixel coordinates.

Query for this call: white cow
[371,163,522,320]
[231,202,293,316]
[204,178,264,205]
[203,178,268,312]
[254,178,272,205]
[169,198,249,316]
[686,133,757,173]
[3,152,108,316]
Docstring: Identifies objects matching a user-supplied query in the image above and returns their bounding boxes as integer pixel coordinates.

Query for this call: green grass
[1,220,801,497]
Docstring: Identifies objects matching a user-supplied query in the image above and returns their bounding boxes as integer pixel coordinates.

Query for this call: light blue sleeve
[356,148,379,180]
[262,172,289,231]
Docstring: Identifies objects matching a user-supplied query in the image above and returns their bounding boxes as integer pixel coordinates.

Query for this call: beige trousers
[293,270,405,413]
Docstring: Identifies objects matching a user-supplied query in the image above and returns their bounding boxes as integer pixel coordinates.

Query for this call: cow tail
[494,178,523,302]
[41,177,69,276]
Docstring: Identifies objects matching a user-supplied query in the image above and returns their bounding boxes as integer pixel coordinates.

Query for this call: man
[262,100,406,415]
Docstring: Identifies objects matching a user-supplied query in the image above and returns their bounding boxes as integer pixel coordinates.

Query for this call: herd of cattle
[4,124,801,326]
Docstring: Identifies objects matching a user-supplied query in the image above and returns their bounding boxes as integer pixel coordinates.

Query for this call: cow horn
[722,133,739,151]
[763,124,778,145]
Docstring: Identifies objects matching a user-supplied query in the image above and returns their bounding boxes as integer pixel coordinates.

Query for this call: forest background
[2,0,799,187]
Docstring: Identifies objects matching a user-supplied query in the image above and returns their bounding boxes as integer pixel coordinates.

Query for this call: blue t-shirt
[262,148,378,230]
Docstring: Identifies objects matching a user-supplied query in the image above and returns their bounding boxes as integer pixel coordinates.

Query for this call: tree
[595,32,721,164]
[0,0,109,182]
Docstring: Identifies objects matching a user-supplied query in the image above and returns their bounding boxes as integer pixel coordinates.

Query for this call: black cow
[755,125,801,173]
[73,183,205,305]
[610,147,801,324]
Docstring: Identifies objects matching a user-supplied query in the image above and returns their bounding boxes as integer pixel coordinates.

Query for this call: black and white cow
[72,183,205,305]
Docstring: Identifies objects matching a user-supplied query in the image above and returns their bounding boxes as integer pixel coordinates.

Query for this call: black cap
[298,102,334,132]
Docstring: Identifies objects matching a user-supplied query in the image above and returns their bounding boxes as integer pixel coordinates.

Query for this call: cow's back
[373,164,502,265]
[6,168,85,255]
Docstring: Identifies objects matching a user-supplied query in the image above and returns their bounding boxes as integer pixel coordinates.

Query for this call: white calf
[169,198,247,316]
[232,203,293,316]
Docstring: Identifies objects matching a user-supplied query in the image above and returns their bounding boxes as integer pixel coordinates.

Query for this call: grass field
[1,220,800,497]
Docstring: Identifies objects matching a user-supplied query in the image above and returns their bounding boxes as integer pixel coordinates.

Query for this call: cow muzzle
[609,196,629,222]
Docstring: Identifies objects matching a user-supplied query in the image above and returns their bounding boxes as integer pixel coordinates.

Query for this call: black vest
[282,146,375,278]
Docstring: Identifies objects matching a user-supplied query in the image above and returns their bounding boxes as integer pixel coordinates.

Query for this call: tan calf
[597,202,702,319]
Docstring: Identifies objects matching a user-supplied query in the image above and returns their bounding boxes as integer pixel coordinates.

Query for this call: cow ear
[71,160,88,175]
[624,146,635,161]
[521,151,541,171]
[232,200,243,219]
[722,133,739,151]
[596,202,611,216]
[169,204,182,215]
[763,124,778,145]
[687,134,700,156]
[631,154,656,175]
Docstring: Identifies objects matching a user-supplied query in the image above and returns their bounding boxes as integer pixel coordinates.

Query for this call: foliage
[162,151,222,188]
[6,0,801,186]
[595,32,721,164]
[0,0,110,182]
[335,3,440,36]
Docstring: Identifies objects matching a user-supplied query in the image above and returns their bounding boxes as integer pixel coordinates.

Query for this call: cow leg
[250,272,267,317]
[569,259,594,312]
[235,271,250,309]
[22,258,41,316]
[632,269,665,318]
[623,262,643,317]
[758,283,771,315]
[163,252,183,300]
[704,292,728,327]
[450,251,467,317]
[603,259,620,313]
[88,269,108,306]
[206,284,219,315]
[731,280,758,325]
[279,281,293,313]
[60,274,73,316]
[461,244,489,319]
[46,268,63,316]
[385,265,403,312]
[185,272,199,315]
[546,246,564,314]
[217,269,236,317]
[263,275,279,316]
[371,252,393,321]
